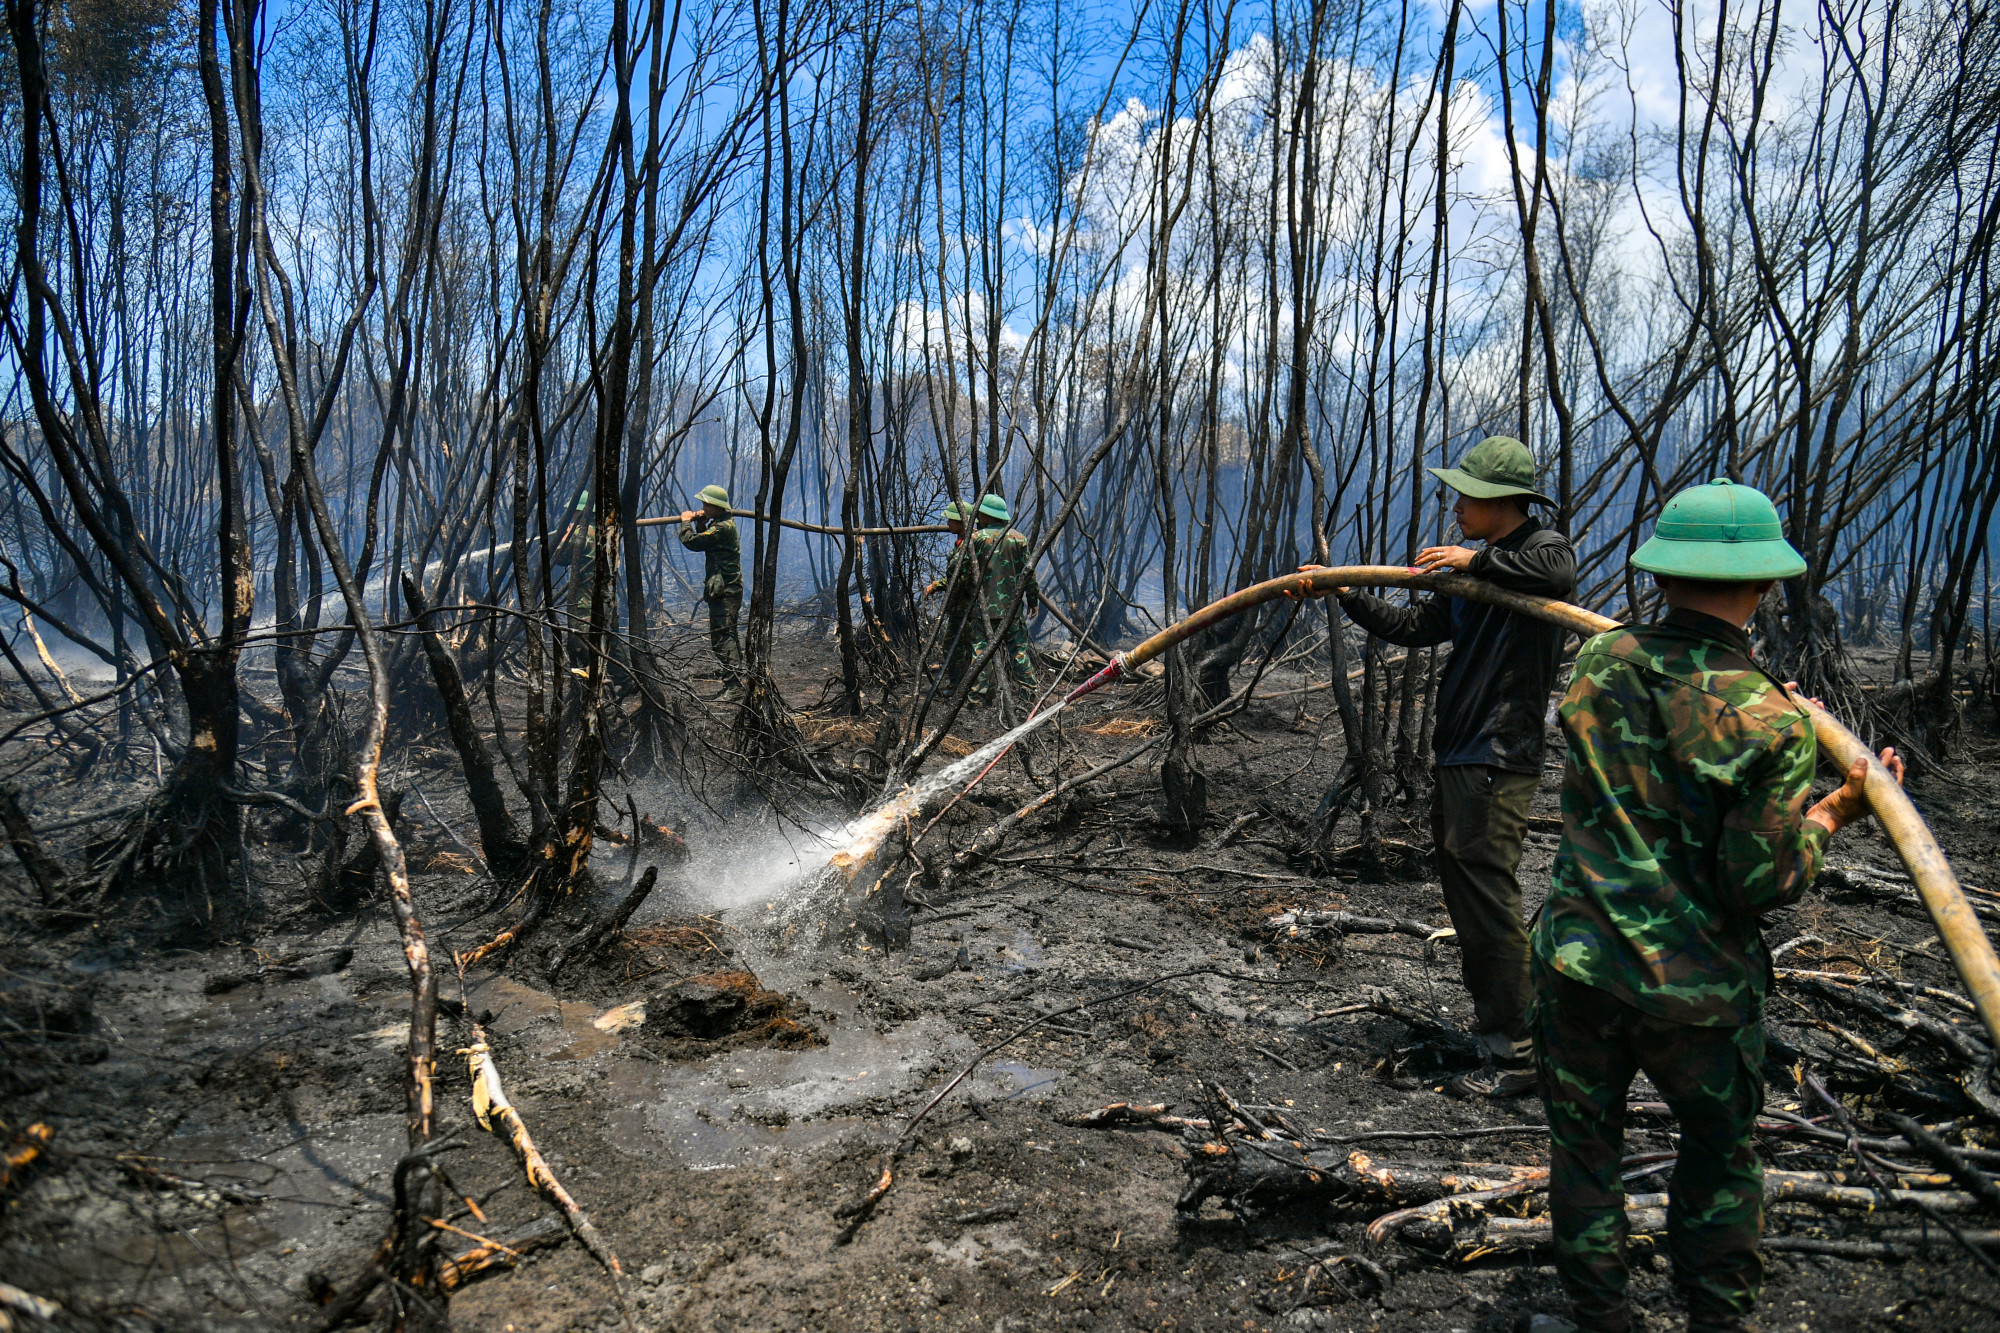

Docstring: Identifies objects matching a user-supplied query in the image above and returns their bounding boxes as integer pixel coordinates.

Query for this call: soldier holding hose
[923,500,977,688]
[967,495,1041,706]
[1532,479,1902,1333]
[677,484,744,700]
[1306,434,1577,1099]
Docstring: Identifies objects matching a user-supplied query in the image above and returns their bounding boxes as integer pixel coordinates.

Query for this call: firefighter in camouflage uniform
[1532,478,1904,1333]
[923,500,976,687]
[677,484,743,698]
[966,494,1040,705]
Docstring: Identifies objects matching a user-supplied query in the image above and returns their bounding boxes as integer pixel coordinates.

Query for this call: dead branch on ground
[462,1023,627,1299]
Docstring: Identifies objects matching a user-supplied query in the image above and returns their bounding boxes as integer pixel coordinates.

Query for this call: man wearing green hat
[923,501,977,687]
[1531,478,1902,1333]
[1308,434,1576,1099]
[678,484,743,697]
[967,494,1040,705]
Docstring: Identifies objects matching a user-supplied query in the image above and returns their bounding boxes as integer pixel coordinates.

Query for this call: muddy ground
[5,637,2000,1332]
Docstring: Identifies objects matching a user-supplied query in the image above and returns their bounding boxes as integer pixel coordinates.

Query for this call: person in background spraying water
[967,495,1041,708]
[1530,478,1902,1333]
[1301,434,1576,1099]
[922,500,976,688]
[677,484,743,700]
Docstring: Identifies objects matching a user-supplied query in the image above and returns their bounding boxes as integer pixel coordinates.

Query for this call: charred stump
[90,651,248,937]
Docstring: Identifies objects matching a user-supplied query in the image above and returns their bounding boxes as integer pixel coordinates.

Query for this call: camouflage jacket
[678,516,743,602]
[927,537,978,617]
[1531,609,1829,1027]
[972,526,1040,623]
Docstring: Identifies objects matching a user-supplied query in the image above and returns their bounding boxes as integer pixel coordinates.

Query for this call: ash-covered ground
[5,641,2000,1333]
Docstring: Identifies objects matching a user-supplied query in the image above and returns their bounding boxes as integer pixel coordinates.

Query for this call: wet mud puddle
[596,956,1061,1171]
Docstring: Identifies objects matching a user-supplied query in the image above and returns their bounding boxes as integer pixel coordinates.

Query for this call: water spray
[782,564,2000,1053]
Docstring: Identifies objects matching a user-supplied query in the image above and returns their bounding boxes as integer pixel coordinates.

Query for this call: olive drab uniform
[926,534,979,686]
[1531,610,1828,1333]
[679,514,743,686]
[967,525,1039,703]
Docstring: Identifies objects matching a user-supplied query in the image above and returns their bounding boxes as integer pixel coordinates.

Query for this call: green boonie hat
[1630,478,1806,581]
[698,484,730,508]
[941,500,968,522]
[1427,435,1556,507]
[977,494,1010,522]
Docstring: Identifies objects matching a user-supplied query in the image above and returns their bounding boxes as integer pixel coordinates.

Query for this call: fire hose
[1058,564,2000,1050]
[634,511,949,537]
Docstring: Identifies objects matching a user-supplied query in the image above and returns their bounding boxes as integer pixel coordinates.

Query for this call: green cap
[1629,478,1806,581]
[977,494,1010,522]
[698,484,730,508]
[1426,435,1556,507]
[941,500,968,522]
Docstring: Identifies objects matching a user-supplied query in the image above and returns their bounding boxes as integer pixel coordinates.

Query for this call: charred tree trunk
[403,575,528,877]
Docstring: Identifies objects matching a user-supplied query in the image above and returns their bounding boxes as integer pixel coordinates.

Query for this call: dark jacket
[1337,520,1577,773]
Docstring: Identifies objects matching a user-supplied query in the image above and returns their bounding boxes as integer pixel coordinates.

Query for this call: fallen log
[1881,1111,2000,1212]
[1765,1228,2000,1260]
[1414,1169,1987,1260]
[1058,1102,1214,1133]
[1365,1175,1550,1246]
[1818,864,2000,926]
[1763,1175,1985,1214]
[1264,910,1451,944]
[462,1024,626,1293]
[1446,1194,1670,1259]
[1177,1133,1551,1217]
[1793,978,2000,1117]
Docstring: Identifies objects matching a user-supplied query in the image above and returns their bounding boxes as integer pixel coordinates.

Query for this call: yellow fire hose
[1058,565,2000,1049]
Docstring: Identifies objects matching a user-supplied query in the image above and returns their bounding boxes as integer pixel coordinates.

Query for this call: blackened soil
[4,641,2000,1333]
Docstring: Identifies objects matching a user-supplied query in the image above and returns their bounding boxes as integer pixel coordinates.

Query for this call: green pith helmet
[1427,435,1556,508]
[1629,478,1806,581]
[976,494,1010,522]
[941,500,968,523]
[697,483,730,508]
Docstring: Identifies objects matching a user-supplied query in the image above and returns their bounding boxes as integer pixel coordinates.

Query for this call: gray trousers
[1431,763,1538,1052]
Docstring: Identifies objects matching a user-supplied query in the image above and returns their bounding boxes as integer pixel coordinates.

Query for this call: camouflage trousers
[967,623,1036,703]
[708,596,743,685]
[1533,963,1766,1333]
[931,613,974,688]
